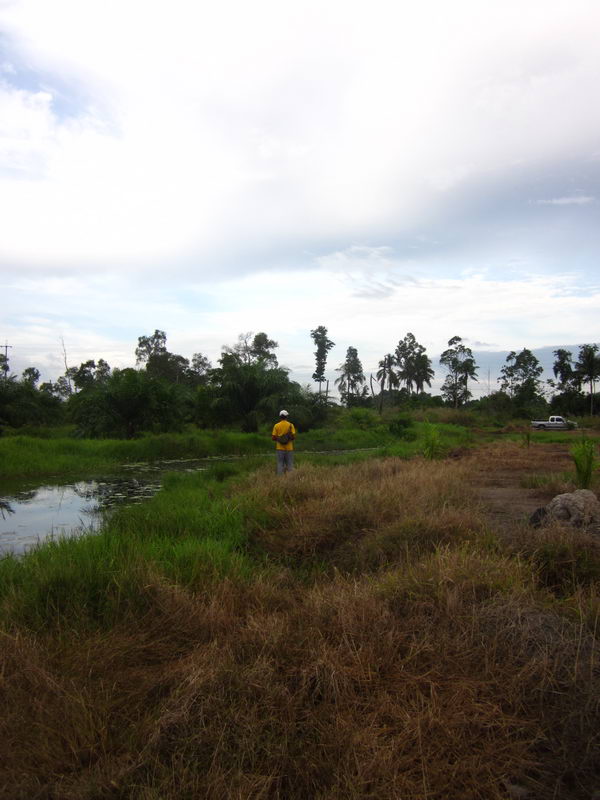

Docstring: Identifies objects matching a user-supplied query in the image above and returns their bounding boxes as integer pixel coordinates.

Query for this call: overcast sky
[1,0,599,395]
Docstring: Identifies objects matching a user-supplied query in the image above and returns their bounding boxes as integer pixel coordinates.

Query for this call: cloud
[1,0,600,277]
[2,0,600,391]
[535,195,596,205]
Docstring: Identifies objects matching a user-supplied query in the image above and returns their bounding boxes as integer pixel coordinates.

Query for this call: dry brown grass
[465,440,574,479]
[2,569,598,799]
[245,459,484,568]
[1,455,600,799]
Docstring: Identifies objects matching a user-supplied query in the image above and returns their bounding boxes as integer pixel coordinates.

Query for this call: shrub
[422,423,443,459]
[570,439,597,489]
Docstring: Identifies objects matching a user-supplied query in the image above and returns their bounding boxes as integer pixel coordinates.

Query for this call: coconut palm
[575,344,600,415]
[376,354,398,412]
[413,352,434,394]
[335,346,365,406]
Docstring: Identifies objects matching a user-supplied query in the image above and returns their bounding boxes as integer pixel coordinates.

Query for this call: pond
[0,449,381,557]
[0,459,213,557]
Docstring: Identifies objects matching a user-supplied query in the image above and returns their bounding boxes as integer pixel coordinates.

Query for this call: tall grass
[0,430,268,479]
[0,422,473,480]
[0,469,254,630]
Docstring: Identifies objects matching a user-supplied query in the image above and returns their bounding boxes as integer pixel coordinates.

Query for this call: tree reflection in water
[0,499,15,519]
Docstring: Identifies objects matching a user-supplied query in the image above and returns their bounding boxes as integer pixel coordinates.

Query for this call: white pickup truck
[530,415,578,430]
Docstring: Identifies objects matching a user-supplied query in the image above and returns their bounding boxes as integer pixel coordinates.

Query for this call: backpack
[277,423,293,445]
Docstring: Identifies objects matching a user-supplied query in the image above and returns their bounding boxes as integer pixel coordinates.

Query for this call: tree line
[0,329,598,437]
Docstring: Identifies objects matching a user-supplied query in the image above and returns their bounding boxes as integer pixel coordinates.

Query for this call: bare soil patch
[464,441,576,532]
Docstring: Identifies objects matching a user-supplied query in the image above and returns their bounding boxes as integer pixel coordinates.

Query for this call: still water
[0,459,210,557]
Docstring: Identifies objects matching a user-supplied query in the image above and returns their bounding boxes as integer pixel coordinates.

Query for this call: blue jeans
[276,450,294,474]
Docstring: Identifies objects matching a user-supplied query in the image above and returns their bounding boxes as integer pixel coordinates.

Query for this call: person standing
[271,410,296,474]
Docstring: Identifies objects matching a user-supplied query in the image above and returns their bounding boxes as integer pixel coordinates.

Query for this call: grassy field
[1,438,599,799]
[0,419,472,479]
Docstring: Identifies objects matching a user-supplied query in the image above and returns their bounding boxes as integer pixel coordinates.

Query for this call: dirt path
[464,441,576,533]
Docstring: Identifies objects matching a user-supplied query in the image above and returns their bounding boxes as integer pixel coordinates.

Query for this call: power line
[1,341,12,359]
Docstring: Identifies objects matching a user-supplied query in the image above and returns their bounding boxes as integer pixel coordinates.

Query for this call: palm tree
[413,352,434,394]
[335,346,365,406]
[376,354,398,412]
[576,344,600,415]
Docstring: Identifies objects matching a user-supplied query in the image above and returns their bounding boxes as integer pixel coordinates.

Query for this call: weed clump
[570,438,598,489]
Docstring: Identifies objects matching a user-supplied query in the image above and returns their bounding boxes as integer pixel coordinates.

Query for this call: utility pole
[0,341,11,380]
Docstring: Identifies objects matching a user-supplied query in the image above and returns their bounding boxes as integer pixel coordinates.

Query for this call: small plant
[521,429,531,448]
[422,423,442,460]
[570,438,597,489]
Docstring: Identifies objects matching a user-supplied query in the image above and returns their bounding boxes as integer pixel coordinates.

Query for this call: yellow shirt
[272,420,296,451]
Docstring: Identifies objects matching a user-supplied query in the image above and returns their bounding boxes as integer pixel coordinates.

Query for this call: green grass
[0,430,268,479]
[570,439,598,489]
[0,467,256,630]
[0,422,473,480]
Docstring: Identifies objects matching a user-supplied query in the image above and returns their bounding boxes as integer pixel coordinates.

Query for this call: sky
[1,0,599,396]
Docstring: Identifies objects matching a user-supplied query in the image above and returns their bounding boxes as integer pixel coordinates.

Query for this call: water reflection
[0,499,15,519]
[0,460,207,557]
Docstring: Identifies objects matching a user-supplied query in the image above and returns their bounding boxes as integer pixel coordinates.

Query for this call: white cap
[279,409,289,416]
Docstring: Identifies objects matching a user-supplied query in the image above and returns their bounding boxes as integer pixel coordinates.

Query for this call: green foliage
[221,331,279,367]
[0,376,64,430]
[69,368,190,438]
[575,343,600,415]
[211,354,301,428]
[422,423,443,459]
[310,325,335,398]
[439,336,478,408]
[570,439,597,489]
[345,408,380,430]
[394,332,434,395]
[388,414,414,438]
[335,346,366,406]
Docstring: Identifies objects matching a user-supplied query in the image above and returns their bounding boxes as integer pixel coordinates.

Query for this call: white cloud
[1,0,600,383]
[536,195,596,205]
[1,0,600,272]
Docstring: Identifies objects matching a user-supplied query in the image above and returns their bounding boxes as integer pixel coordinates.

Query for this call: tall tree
[335,346,365,406]
[21,367,41,386]
[249,332,279,366]
[71,360,97,391]
[552,349,577,392]
[575,343,600,415]
[498,349,543,398]
[191,352,212,382]
[394,332,429,394]
[440,336,478,408]
[135,329,167,364]
[376,354,398,412]
[0,354,10,380]
[95,359,112,383]
[413,351,435,394]
[310,325,335,397]
[223,332,279,367]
